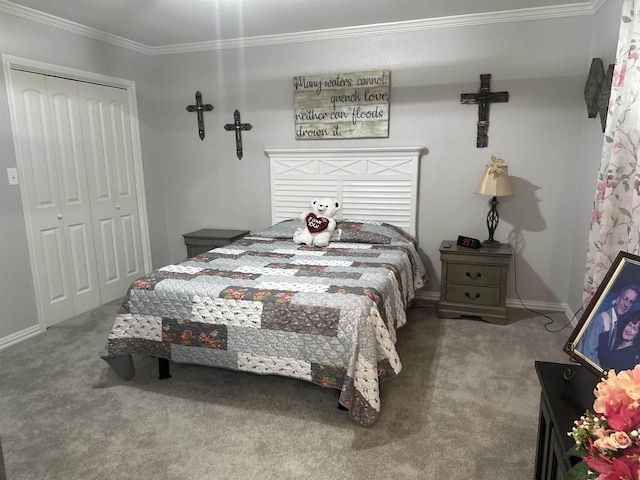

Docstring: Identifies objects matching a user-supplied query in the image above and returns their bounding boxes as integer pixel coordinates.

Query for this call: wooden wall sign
[293,70,390,140]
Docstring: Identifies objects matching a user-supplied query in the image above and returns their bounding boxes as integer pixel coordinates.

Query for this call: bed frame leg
[158,358,171,379]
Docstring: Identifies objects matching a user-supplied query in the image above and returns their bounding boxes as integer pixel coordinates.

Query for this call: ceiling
[2,0,594,50]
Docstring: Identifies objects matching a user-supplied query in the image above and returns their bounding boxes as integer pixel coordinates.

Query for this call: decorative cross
[461,74,509,148]
[185,91,214,140]
[224,110,252,160]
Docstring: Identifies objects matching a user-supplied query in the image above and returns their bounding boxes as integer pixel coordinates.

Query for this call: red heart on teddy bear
[306,213,329,233]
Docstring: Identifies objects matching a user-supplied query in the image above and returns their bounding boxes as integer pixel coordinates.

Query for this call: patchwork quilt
[101,220,427,427]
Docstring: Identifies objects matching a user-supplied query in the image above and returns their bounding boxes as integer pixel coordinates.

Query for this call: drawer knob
[465,292,480,299]
[466,271,482,280]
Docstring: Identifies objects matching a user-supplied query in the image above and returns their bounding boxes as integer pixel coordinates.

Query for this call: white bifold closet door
[11,70,144,328]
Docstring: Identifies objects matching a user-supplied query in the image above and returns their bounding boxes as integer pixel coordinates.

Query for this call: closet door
[77,83,144,303]
[10,70,101,327]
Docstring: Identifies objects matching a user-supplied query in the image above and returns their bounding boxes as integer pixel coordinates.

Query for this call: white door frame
[2,54,152,331]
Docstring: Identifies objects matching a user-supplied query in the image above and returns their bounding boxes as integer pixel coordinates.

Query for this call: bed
[101,147,427,427]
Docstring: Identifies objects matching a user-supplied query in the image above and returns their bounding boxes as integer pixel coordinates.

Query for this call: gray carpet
[0,299,571,480]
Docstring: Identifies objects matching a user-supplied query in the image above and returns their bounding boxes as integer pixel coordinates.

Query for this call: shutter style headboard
[264,147,426,236]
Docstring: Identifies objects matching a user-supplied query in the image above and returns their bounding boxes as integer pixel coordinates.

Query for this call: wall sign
[293,70,390,140]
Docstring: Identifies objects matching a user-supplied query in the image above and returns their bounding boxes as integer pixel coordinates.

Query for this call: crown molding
[0,0,150,54]
[0,0,608,56]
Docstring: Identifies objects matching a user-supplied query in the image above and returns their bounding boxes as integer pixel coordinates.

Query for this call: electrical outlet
[7,168,19,185]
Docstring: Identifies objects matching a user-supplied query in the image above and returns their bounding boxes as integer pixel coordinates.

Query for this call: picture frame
[564,251,640,377]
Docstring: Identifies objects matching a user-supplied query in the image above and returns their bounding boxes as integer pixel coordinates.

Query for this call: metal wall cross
[224,110,252,160]
[186,91,214,140]
[461,74,509,148]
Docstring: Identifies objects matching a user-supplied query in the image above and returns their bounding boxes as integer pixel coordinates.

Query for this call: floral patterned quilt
[101,220,427,427]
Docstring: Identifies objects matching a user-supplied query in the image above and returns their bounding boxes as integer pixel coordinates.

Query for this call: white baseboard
[0,324,42,351]
[414,290,439,302]
[414,290,577,325]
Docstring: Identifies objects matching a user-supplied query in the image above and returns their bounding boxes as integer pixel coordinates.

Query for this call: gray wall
[150,13,614,309]
[0,1,624,343]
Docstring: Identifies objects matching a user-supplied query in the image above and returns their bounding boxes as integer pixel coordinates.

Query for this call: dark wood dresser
[534,361,598,480]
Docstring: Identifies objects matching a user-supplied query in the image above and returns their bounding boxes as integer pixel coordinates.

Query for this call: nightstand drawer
[446,284,501,307]
[447,264,502,286]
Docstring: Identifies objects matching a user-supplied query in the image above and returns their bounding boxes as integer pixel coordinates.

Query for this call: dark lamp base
[481,239,501,248]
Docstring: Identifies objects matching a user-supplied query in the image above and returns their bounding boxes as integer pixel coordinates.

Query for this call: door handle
[57,213,63,220]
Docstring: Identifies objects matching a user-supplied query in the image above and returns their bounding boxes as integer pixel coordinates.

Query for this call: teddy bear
[293,198,341,247]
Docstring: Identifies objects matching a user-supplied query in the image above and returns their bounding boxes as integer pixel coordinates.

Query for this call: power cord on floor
[508,244,583,333]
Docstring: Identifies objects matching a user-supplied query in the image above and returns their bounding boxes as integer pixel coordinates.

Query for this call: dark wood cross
[186,91,214,140]
[224,110,252,160]
[461,74,509,148]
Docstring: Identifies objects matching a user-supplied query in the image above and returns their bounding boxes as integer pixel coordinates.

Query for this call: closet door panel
[40,228,68,303]
[105,87,143,281]
[67,223,93,294]
[78,83,143,302]
[79,87,117,299]
[99,219,119,285]
[46,76,101,315]
[11,70,75,326]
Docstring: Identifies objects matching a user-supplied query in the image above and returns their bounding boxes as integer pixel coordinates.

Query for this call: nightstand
[438,240,512,324]
[182,228,249,257]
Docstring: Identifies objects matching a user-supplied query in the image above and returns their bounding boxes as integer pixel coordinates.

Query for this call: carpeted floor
[0,299,572,480]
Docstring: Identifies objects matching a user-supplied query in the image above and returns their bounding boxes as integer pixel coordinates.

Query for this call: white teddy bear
[293,198,341,247]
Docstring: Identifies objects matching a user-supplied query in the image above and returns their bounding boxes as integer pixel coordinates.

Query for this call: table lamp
[474,155,513,248]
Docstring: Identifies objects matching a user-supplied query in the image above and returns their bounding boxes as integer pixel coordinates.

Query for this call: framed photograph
[564,251,640,377]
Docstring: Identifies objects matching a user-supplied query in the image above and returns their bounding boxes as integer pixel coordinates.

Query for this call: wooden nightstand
[182,228,249,257]
[438,240,512,324]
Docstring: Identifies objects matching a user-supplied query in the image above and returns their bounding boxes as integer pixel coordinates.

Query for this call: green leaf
[566,444,586,459]
[568,461,590,480]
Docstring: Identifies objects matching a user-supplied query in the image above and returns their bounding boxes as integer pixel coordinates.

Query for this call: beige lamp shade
[474,165,513,197]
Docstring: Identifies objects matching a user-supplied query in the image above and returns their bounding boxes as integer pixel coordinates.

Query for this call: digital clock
[457,235,482,249]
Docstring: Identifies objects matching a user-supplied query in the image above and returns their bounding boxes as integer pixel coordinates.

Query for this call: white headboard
[264,147,426,236]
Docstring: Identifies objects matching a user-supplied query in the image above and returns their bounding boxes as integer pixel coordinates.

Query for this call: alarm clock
[457,235,482,249]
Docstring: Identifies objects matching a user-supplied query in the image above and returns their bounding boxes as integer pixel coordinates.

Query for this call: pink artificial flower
[592,424,610,440]
[613,450,640,480]
[594,366,640,414]
[612,431,634,449]
[602,457,637,480]
[594,430,634,452]
[585,455,615,476]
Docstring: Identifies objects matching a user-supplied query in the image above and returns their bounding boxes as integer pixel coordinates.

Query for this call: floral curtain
[583,0,640,305]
